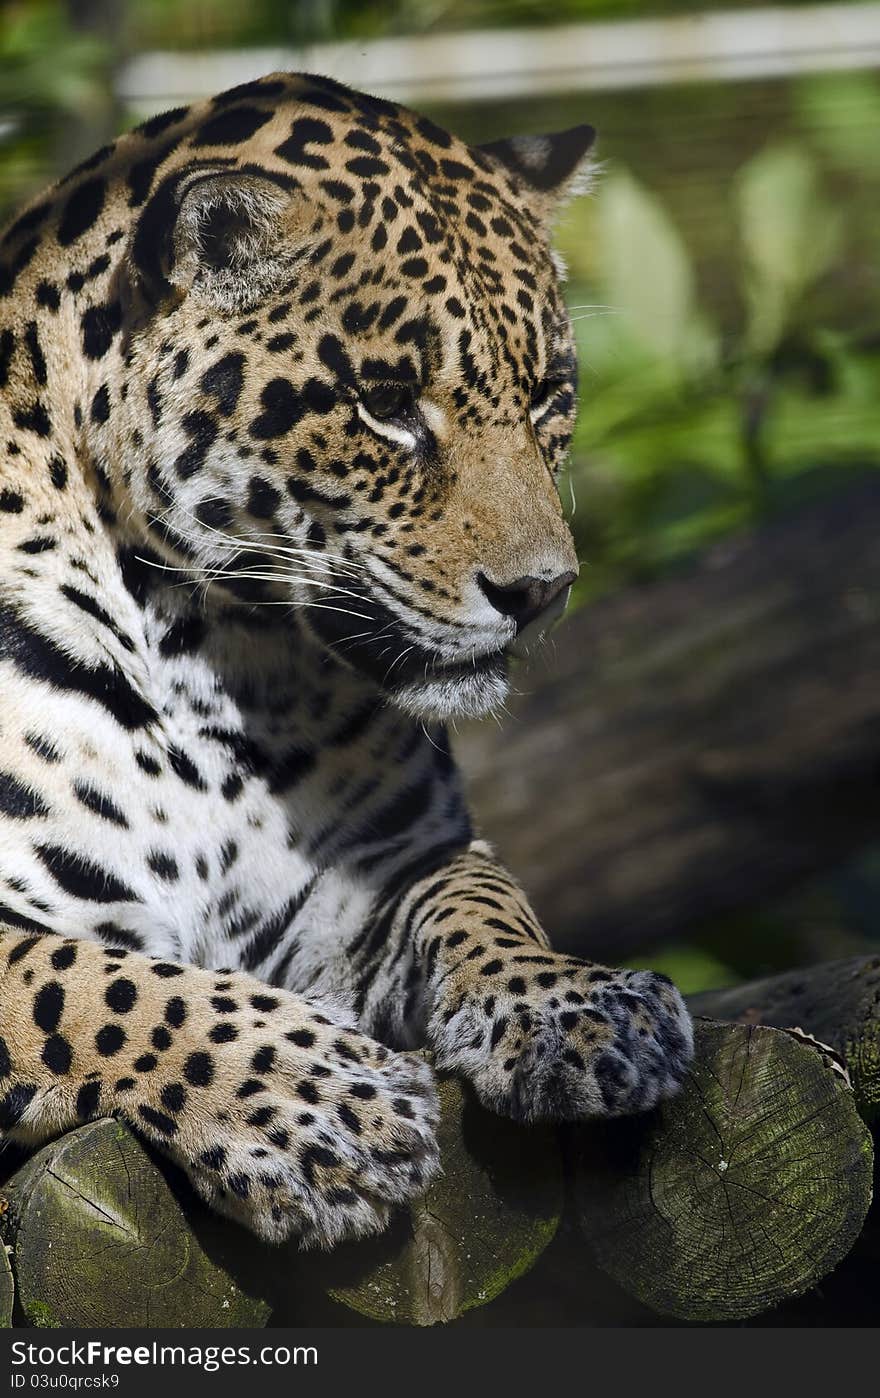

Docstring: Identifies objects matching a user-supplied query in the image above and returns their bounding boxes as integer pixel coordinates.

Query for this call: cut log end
[1,1119,271,1329]
[573,1020,874,1322]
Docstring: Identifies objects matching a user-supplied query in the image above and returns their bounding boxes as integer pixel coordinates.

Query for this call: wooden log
[572,1020,874,1322]
[0,1118,272,1328]
[305,1067,563,1325]
[1,1018,872,1328]
[457,483,880,957]
[0,1227,12,1328]
[0,1072,562,1330]
[690,955,880,1125]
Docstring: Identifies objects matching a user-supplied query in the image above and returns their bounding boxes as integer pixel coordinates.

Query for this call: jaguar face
[109,79,593,720]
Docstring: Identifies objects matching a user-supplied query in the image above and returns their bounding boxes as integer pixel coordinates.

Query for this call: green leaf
[793,73,880,181]
[594,168,701,372]
[735,143,842,354]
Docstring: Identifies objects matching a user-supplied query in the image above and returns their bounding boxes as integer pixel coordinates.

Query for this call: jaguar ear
[132,165,305,311]
[478,124,597,214]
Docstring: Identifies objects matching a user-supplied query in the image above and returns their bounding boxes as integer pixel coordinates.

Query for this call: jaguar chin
[390,650,511,722]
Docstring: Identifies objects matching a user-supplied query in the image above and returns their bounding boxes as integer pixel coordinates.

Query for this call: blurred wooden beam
[456,481,880,958]
[117,3,880,115]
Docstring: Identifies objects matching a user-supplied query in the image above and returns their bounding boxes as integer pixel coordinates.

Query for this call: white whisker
[145,501,368,581]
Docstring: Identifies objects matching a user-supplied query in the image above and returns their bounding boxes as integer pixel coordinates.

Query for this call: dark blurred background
[2,0,880,994]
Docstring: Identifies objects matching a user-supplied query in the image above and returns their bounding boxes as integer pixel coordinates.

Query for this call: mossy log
[573,1020,874,1322]
[690,955,880,1124]
[0,1018,873,1327]
[458,483,880,956]
[305,1069,564,1325]
[0,1072,563,1330]
[0,1118,272,1328]
[0,1228,12,1327]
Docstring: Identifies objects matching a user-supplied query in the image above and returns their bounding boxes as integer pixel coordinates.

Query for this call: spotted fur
[0,74,692,1246]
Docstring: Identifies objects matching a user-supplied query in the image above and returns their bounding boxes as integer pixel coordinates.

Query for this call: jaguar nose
[477,570,577,634]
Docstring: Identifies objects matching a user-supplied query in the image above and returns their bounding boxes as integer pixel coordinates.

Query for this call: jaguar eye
[531,378,565,415]
[359,382,415,421]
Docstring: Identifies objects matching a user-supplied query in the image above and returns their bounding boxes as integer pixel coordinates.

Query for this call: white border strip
[118,4,880,113]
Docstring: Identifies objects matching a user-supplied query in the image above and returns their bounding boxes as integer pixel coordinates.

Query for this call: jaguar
[0,72,692,1247]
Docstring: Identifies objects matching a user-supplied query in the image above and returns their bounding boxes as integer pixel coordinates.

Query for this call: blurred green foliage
[100,0,858,48]
[0,1,120,209]
[556,104,880,598]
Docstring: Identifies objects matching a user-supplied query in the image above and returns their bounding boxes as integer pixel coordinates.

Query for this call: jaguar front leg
[0,928,439,1246]
[372,841,693,1122]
